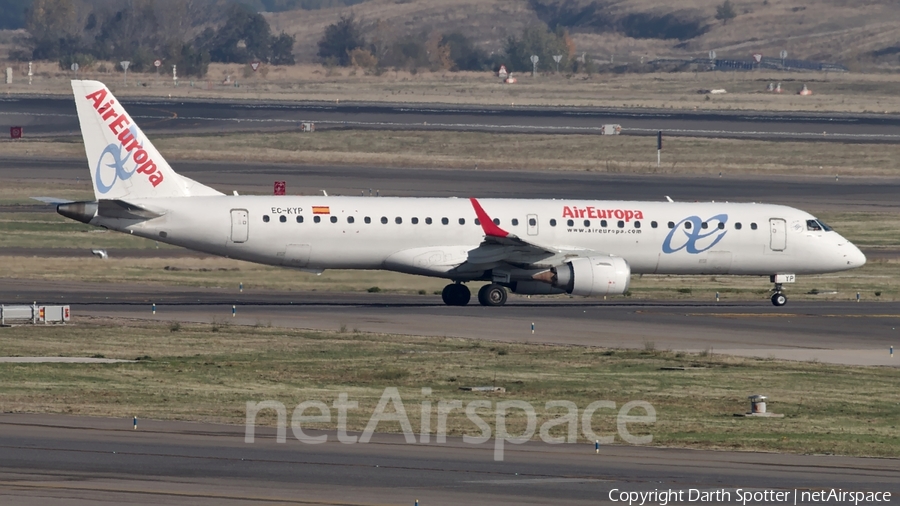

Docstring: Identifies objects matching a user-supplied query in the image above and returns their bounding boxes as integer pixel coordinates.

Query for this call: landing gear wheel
[477,284,508,307]
[441,283,471,306]
[771,293,787,307]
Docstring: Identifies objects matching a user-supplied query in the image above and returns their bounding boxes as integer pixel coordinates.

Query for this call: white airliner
[56,80,866,307]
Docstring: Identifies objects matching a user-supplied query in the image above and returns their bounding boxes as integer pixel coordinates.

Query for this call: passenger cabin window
[567,219,574,227]
[550,219,557,227]
[667,221,674,229]
[314,216,321,223]
[701,222,708,229]
[617,220,624,228]
[635,221,641,229]
[717,222,725,230]
[412,217,419,224]
[751,223,758,230]
[474,219,480,225]
[395,217,402,224]
[493,218,500,225]
[529,218,536,226]
[512,219,519,226]
[263,215,270,223]
[584,220,590,227]
[364,217,371,224]
[442,218,449,225]
[279,215,286,223]
[651,221,657,228]
[459,218,466,225]
[330,216,338,223]
[425,217,432,225]
[684,221,692,230]
[601,220,607,228]
[347,216,354,224]
[296,216,303,223]
[381,217,388,224]
[735,222,741,230]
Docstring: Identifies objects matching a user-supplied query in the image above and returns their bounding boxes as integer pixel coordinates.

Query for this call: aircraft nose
[843,242,867,268]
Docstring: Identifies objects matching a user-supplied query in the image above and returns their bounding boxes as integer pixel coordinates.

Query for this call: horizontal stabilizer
[31,197,75,205]
[57,199,162,223]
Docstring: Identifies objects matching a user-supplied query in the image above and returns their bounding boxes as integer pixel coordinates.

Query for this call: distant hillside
[266,0,900,70]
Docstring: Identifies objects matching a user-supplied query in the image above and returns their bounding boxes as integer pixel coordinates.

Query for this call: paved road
[1,280,896,366]
[5,157,900,212]
[0,414,896,506]
[4,95,900,141]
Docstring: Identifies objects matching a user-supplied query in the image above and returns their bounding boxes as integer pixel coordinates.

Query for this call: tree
[715,0,737,25]
[317,15,365,66]
[26,0,75,40]
[270,32,295,65]
[0,0,31,29]
[206,4,274,63]
[441,32,488,71]
[504,26,569,73]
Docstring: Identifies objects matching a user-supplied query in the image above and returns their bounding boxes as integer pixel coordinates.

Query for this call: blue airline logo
[95,126,141,194]
[662,214,728,254]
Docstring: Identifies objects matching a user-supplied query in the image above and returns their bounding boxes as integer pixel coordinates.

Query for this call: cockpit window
[807,219,832,232]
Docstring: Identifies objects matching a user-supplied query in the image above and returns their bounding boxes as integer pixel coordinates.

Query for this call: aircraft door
[769,218,786,251]
[526,214,539,236]
[230,209,249,243]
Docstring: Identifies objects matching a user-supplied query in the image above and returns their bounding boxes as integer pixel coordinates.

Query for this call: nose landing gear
[771,283,787,306]
[441,283,471,306]
[769,275,795,307]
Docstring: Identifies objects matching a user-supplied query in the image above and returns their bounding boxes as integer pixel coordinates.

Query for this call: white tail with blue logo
[72,80,222,200]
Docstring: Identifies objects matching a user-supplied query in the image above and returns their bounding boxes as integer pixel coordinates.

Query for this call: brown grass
[5,131,900,178]
[5,59,900,114]
[262,0,900,70]
[1,317,897,457]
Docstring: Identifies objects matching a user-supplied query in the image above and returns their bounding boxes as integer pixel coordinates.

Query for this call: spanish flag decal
[312,206,330,215]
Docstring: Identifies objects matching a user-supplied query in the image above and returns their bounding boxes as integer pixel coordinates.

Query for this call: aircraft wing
[465,198,606,268]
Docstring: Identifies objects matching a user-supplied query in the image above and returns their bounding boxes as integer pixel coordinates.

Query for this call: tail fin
[72,80,222,200]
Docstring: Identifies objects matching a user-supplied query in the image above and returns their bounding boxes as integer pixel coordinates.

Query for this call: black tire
[477,284,490,306]
[442,284,470,306]
[478,284,508,306]
[771,293,787,307]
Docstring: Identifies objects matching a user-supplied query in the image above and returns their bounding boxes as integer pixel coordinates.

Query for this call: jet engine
[523,256,631,297]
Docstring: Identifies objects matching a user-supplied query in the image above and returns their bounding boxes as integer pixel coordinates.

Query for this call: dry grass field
[5,58,900,113]
[263,0,900,70]
[1,318,897,457]
[4,130,900,177]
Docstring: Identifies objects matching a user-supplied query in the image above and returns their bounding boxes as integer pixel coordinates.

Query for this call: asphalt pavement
[4,95,900,141]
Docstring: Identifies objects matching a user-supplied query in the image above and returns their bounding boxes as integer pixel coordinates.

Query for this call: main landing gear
[441,283,509,306]
[477,283,508,307]
[441,283,470,306]
[771,283,787,307]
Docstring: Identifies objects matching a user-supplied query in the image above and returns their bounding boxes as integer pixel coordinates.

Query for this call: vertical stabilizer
[71,80,222,200]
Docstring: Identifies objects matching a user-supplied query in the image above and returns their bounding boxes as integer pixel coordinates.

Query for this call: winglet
[469,198,509,238]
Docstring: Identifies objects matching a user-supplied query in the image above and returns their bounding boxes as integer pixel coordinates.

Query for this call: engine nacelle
[554,256,631,297]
